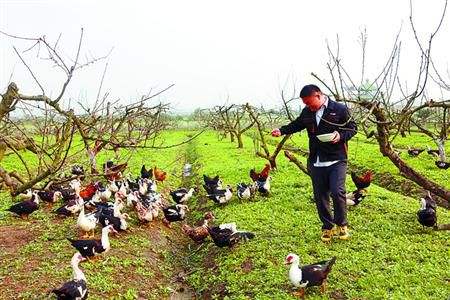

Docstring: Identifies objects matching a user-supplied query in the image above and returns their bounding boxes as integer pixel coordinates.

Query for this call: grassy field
[0,130,449,299]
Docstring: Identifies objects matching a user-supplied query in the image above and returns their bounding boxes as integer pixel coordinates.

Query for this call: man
[272,84,357,242]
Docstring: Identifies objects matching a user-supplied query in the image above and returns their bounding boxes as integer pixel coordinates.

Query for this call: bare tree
[311,0,450,202]
[0,29,175,196]
[209,104,255,148]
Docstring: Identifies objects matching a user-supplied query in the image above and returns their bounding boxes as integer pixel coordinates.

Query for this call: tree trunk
[368,102,450,202]
[237,133,244,148]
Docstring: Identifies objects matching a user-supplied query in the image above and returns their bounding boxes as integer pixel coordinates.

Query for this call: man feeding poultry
[272,84,357,242]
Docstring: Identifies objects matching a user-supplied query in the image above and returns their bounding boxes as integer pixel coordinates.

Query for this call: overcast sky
[1,0,449,113]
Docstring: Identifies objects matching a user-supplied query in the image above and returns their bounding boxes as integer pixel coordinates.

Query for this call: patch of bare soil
[0,225,34,254]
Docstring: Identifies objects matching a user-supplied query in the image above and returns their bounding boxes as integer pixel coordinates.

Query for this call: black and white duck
[207,185,233,204]
[417,191,437,229]
[170,187,195,204]
[207,222,255,248]
[236,183,257,200]
[162,204,189,227]
[285,253,336,298]
[36,190,63,204]
[71,164,85,177]
[140,165,153,179]
[255,177,271,196]
[67,225,117,258]
[203,174,223,193]
[54,196,84,217]
[51,252,88,300]
[435,160,450,169]
[7,191,40,219]
[346,189,367,206]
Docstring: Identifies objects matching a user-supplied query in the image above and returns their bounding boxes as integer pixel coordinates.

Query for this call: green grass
[184,131,450,299]
[0,129,449,299]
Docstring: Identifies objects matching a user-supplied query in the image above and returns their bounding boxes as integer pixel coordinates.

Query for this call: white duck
[77,205,98,238]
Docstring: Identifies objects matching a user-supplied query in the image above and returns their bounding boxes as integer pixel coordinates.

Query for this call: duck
[71,164,85,177]
[255,177,271,196]
[7,191,40,219]
[134,201,156,223]
[54,196,84,217]
[417,191,437,229]
[435,160,450,169]
[426,146,440,157]
[140,164,153,179]
[51,252,88,299]
[126,191,140,207]
[97,184,112,202]
[97,208,129,233]
[207,222,255,248]
[181,212,215,243]
[346,189,367,206]
[103,161,127,181]
[67,225,117,258]
[236,183,256,200]
[285,253,336,298]
[162,204,189,227]
[407,147,425,157]
[170,187,195,204]
[17,189,33,201]
[77,205,98,238]
[203,174,223,192]
[207,185,233,204]
[36,190,62,204]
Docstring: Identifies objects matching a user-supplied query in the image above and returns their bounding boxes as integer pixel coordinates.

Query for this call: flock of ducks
[407,146,450,169]
[4,157,444,299]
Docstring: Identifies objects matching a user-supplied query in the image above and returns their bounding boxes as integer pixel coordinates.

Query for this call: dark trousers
[309,160,348,230]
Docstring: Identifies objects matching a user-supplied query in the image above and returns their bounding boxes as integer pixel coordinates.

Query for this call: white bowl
[316,133,336,142]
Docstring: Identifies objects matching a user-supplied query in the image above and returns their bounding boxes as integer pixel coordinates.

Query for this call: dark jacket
[279,98,357,162]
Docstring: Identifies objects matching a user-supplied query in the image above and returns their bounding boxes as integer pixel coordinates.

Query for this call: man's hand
[271,128,281,137]
[331,131,340,143]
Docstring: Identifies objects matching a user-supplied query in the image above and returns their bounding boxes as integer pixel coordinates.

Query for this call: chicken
[351,170,373,190]
[153,166,167,182]
[79,182,98,201]
[250,164,271,182]
[182,212,215,243]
